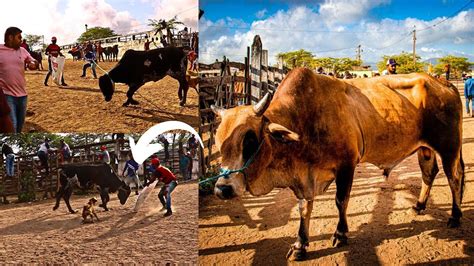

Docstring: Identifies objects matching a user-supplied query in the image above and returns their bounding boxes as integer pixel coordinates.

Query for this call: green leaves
[77,27,117,43]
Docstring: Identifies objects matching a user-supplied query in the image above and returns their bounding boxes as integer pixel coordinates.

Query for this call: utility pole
[356,44,363,64]
[85,24,88,32]
[412,26,416,68]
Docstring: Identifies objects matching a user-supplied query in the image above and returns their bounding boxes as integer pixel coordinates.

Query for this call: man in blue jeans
[1,142,15,177]
[465,75,474,117]
[146,158,178,217]
[0,27,39,132]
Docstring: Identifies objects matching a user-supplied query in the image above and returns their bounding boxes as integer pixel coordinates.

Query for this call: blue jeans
[5,95,27,133]
[467,96,473,113]
[158,180,178,210]
[5,153,15,176]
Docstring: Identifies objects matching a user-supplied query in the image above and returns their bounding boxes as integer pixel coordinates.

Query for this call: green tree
[377,52,425,74]
[148,17,184,46]
[433,55,473,79]
[23,34,43,51]
[276,49,315,69]
[77,27,117,43]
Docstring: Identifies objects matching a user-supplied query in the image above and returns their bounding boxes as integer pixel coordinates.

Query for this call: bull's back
[346,74,461,165]
[61,164,122,190]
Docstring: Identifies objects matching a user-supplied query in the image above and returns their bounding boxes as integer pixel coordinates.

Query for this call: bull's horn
[253,93,271,116]
[211,105,226,117]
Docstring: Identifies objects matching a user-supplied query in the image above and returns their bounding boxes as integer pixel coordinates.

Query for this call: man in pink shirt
[0,27,38,132]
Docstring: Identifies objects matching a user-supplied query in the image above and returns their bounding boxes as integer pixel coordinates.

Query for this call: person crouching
[122,152,141,195]
[146,158,177,217]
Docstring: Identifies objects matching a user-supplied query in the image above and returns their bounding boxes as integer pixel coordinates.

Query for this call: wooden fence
[0,138,187,203]
[198,35,289,173]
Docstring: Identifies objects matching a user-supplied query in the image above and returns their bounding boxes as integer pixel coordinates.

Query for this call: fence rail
[198,35,289,174]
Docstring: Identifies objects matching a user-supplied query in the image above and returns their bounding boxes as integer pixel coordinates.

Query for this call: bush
[18,171,36,202]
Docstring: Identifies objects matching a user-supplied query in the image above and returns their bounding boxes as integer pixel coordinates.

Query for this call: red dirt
[0,182,198,264]
[22,60,198,133]
[198,81,474,265]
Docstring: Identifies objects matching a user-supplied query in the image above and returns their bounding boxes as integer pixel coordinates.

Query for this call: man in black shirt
[1,142,15,177]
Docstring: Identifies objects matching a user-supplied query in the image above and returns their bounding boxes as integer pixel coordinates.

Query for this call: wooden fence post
[251,35,262,104]
[261,49,268,96]
[245,46,250,105]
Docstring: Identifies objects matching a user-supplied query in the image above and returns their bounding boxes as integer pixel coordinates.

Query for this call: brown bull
[211,68,465,261]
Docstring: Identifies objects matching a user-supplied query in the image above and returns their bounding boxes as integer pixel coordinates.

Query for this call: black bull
[99,47,189,107]
[53,164,131,213]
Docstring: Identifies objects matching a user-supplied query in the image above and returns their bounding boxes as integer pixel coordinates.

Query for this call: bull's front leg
[287,199,314,261]
[123,84,142,107]
[99,187,110,211]
[177,78,189,106]
[63,186,77,214]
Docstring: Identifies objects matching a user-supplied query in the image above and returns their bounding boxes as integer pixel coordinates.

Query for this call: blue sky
[199,0,474,65]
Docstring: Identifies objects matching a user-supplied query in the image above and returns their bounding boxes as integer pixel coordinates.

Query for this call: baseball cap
[386,58,398,66]
[51,36,57,41]
[151,158,160,165]
[100,145,107,151]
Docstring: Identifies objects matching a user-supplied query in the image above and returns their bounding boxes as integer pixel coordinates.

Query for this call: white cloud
[0,0,141,45]
[151,0,198,31]
[200,5,474,65]
[256,9,268,19]
[319,0,390,26]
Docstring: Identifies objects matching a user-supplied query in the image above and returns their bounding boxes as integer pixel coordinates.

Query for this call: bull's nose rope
[92,59,114,83]
[198,139,264,185]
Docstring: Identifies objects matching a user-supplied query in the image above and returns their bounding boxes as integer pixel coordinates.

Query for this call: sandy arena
[22,60,198,133]
[198,81,474,265]
[0,181,198,264]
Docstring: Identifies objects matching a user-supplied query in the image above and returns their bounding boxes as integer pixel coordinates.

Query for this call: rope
[199,139,264,185]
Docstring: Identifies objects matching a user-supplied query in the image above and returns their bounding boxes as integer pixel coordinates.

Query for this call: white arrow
[129,121,204,164]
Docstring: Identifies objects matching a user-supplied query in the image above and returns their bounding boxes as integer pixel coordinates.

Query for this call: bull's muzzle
[215,184,236,199]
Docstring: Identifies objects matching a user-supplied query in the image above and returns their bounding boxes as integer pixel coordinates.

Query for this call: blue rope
[199,139,264,185]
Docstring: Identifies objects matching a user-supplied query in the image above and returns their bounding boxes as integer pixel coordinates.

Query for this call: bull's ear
[267,123,300,143]
[211,105,225,117]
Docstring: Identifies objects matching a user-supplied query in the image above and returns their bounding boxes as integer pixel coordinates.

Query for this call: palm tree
[148,17,184,46]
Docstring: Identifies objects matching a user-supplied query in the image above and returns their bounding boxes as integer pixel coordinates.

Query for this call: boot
[164,208,172,217]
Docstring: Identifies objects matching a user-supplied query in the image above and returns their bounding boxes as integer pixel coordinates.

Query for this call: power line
[418,0,474,32]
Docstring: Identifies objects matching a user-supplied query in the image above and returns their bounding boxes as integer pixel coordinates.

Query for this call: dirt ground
[0,181,198,264]
[198,81,474,265]
[22,60,199,133]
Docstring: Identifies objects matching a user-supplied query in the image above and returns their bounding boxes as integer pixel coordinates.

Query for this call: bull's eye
[242,130,259,162]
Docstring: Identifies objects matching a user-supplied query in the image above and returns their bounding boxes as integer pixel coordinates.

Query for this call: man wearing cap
[382,58,398,75]
[44,36,67,86]
[146,158,178,217]
[0,27,39,133]
[98,145,110,164]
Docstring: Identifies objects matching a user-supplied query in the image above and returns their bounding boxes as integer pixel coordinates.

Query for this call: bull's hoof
[331,232,348,247]
[52,205,59,211]
[286,246,307,261]
[179,101,185,106]
[447,217,461,228]
[129,99,139,105]
[122,101,130,107]
[69,210,78,214]
[411,206,424,215]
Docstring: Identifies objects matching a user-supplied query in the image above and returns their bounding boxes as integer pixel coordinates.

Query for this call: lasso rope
[199,139,264,185]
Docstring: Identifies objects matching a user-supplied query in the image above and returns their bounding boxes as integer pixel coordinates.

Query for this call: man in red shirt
[44,36,67,86]
[146,158,178,217]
